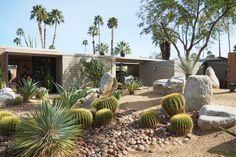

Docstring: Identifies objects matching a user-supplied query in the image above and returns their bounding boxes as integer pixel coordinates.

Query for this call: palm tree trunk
[218,30,221,57]
[227,18,231,52]
[160,41,170,60]
[38,22,43,48]
[111,28,114,55]
[23,35,29,47]
[52,23,57,48]
[43,22,46,49]
[98,25,101,46]
[92,36,95,54]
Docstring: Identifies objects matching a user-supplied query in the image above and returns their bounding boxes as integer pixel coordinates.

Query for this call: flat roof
[115,56,163,63]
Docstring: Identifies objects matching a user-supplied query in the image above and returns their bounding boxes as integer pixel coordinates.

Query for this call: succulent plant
[112,91,121,100]
[95,109,113,125]
[127,81,139,95]
[0,116,20,136]
[18,79,39,102]
[14,96,23,105]
[92,96,119,112]
[70,108,93,128]
[161,93,185,117]
[0,111,15,120]
[170,113,193,136]
[140,110,159,128]
[35,87,48,99]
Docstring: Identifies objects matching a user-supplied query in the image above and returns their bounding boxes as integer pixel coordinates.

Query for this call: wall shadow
[208,138,236,156]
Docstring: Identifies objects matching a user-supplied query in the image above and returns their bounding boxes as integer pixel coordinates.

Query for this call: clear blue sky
[0,0,235,58]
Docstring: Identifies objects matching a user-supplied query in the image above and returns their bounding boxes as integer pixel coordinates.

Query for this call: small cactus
[0,116,20,136]
[117,82,124,89]
[95,109,113,125]
[70,108,93,128]
[35,87,48,99]
[161,93,185,117]
[170,113,193,136]
[14,96,23,105]
[140,110,159,128]
[0,111,14,120]
[92,96,119,112]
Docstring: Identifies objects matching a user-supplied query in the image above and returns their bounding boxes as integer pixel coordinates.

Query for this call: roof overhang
[115,56,162,64]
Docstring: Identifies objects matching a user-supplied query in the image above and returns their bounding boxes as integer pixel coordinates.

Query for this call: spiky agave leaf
[13,102,81,157]
[18,79,39,102]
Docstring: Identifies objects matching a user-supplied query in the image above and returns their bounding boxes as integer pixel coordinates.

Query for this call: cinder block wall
[62,54,116,90]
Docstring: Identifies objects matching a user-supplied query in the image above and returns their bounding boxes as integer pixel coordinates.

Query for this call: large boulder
[153,78,184,95]
[198,105,236,131]
[0,87,16,103]
[100,72,117,96]
[205,66,220,89]
[184,75,212,112]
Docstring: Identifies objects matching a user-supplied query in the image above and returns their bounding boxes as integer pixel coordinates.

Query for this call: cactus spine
[92,96,119,112]
[140,110,159,128]
[70,108,93,128]
[95,109,113,125]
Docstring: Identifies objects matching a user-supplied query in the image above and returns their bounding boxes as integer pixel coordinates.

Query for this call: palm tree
[48,9,64,49]
[107,17,118,55]
[94,15,104,48]
[96,43,109,55]
[30,5,44,48]
[13,37,21,46]
[41,8,48,49]
[88,25,99,54]
[114,41,131,57]
[16,28,29,47]
[82,40,88,53]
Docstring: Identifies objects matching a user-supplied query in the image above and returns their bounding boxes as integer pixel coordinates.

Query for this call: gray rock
[153,78,184,95]
[100,72,117,96]
[205,66,220,89]
[0,88,16,103]
[198,105,236,131]
[184,75,212,112]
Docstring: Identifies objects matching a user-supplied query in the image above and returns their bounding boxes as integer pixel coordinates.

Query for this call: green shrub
[92,96,119,112]
[0,116,20,136]
[112,91,121,100]
[70,108,93,128]
[18,79,39,102]
[95,109,113,125]
[140,110,159,128]
[127,81,139,95]
[161,93,185,117]
[35,87,48,99]
[14,102,81,157]
[170,113,193,136]
[14,96,23,105]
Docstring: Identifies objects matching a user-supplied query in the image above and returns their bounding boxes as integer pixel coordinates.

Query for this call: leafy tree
[48,9,64,49]
[149,52,162,59]
[190,53,197,61]
[96,43,109,55]
[16,28,29,47]
[88,25,99,54]
[94,15,104,49]
[114,41,131,57]
[107,17,118,55]
[206,51,216,59]
[138,0,236,77]
[13,37,21,46]
[82,40,88,53]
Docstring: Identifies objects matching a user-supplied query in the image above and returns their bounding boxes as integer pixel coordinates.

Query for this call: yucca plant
[13,102,81,157]
[161,93,185,117]
[170,113,193,136]
[35,87,48,99]
[0,116,20,136]
[176,59,195,79]
[70,108,93,128]
[127,81,139,95]
[18,79,39,102]
[95,108,113,125]
[92,96,119,112]
[140,110,159,128]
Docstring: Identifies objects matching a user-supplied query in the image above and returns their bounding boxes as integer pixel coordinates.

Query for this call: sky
[0,0,235,59]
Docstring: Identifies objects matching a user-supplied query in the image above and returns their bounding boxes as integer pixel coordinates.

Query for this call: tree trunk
[38,22,43,48]
[160,41,170,60]
[92,36,95,54]
[98,25,101,47]
[111,28,114,55]
[218,30,221,57]
[52,23,57,48]
[43,22,46,49]
[227,18,231,53]
[23,35,29,47]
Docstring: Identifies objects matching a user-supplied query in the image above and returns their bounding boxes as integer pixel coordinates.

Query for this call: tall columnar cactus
[0,116,20,136]
[92,96,119,112]
[170,113,193,136]
[161,93,185,117]
[95,109,113,125]
[140,110,159,128]
[70,108,93,128]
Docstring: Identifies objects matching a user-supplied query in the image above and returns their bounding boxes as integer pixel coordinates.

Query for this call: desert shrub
[170,113,193,136]
[140,110,159,128]
[35,87,48,99]
[18,79,39,102]
[14,96,23,105]
[0,116,20,136]
[161,93,185,117]
[70,108,93,128]
[95,108,113,125]
[92,96,119,112]
[13,102,81,157]
[127,81,139,95]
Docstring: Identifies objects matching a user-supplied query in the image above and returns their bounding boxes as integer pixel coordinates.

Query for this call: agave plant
[127,81,140,95]
[13,102,81,157]
[176,59,195,79]
[18,79,39,102]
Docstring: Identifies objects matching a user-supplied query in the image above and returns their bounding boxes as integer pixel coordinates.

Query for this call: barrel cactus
[70,108,93,128]
[161,93,185,117]
[14,96,23,105]
[140,110,159,128]
[92,96,119,112]
[170,113,193,136]
[95,109,113,125]
[0,116,20,136]
[0,111,14,120]
[35,87,48,99]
